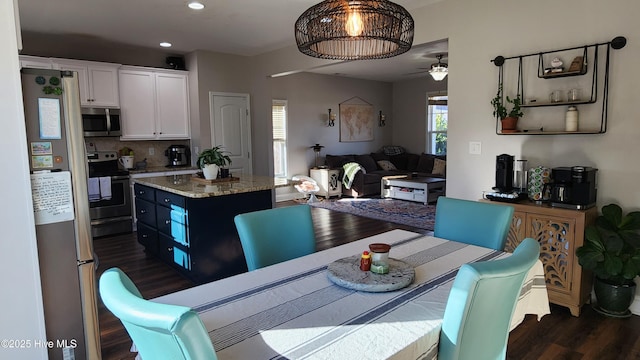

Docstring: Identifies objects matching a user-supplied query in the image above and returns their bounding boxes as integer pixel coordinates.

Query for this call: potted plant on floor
[197,146,232,179]
[576,203,640,317]
[491,84,523,132]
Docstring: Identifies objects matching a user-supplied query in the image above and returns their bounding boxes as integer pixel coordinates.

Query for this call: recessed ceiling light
[160,42,172,48]
[188,2,205,10]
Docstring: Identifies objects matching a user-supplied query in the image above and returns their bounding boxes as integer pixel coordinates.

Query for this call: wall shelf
[492,36,626,135]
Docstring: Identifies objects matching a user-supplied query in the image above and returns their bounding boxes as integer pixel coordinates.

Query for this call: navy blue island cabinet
[133,178,274,284]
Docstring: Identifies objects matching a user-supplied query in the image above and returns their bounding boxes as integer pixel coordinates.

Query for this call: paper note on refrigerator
[30,171,75,225]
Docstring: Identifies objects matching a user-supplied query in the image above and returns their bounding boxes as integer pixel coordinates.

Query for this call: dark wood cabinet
[133,183,272,284]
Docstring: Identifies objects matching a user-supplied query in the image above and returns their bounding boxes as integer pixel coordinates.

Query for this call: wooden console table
[487,200,598,316]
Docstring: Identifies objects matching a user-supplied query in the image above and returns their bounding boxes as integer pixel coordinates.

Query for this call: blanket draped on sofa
[342,162,365,189]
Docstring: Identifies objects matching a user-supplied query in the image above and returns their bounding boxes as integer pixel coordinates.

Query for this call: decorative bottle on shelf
[565,106,579,132]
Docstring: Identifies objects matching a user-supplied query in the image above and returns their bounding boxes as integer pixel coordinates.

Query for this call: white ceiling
[17,0,448,82]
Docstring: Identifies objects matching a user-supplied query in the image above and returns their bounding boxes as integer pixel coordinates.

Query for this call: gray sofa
[324,150,446,198]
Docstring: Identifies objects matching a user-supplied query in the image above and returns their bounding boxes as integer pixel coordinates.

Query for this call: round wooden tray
[326,255,414,292]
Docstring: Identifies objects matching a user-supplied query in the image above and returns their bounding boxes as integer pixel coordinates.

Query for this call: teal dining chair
[99,268,217,360]
[438,237,540,360]
[434,197,514,251]
[234,205,316,271]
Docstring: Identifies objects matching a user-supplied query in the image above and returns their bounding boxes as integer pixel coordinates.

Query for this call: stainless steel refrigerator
[21,68,101,360]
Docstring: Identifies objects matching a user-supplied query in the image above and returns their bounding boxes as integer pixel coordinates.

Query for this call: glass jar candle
[369,243,391,274]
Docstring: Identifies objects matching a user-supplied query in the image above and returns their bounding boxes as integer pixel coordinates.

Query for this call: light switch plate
[469,141,481,155]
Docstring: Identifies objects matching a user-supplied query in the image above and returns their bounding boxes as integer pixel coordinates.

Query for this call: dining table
[152,229,551,360]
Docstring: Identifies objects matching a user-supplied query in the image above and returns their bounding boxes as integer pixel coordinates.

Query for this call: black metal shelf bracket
[491,36,626,135]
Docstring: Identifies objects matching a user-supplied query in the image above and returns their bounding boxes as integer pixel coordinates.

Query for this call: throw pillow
[377,160,397,171]
[381,145,405,156]
[416,153,436,173]
[355,154,378,173]
[432,158,446,176]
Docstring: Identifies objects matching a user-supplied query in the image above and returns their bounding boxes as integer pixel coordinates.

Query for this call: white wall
[1,0,48,358]
[414,0,640,212]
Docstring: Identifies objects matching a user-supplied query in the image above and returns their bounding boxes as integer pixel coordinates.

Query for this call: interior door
[210,93,252,175]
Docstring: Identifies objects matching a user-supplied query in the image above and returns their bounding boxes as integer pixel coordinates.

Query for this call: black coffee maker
[548,166,597,209]
[165,145,190,167]
[494,154,514,192]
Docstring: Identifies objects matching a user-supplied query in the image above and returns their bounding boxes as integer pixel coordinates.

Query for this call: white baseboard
[275,192,301,203]
[630,277,640,315]
[629,295,640,316]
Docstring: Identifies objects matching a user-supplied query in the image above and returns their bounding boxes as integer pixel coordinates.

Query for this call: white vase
[202,164,219,179]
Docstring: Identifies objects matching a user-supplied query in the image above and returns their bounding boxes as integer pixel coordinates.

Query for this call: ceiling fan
[404,54,448,81]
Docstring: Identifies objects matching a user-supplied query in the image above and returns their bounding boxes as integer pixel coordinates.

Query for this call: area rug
[309,198,436,231]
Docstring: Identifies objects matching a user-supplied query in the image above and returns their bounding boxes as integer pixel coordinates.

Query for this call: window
[427,94,447,155]
[272,100,288,178]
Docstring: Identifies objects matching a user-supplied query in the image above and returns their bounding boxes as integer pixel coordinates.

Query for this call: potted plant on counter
[197,146,232,180]
[491,84,523,132]
[576,203,640,317]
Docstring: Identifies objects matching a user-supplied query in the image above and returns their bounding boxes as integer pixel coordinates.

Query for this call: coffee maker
[548,166,597,209]
[494,154,514,192]
[165,145,190,167]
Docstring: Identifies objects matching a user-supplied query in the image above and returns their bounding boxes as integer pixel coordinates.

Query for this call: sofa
[324,147,446,198]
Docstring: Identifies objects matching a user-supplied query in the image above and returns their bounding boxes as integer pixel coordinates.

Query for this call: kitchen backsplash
[85,137,191,167]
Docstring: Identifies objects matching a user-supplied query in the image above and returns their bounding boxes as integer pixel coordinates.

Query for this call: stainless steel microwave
[82,108,121,137]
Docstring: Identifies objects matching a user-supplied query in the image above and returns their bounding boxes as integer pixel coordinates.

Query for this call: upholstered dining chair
[434,196,514,251]
[438,237,540,360]
[99,268,217,360]
[234,205,316,271]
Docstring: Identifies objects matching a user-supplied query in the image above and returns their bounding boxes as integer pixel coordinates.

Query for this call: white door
[210,93,252,175]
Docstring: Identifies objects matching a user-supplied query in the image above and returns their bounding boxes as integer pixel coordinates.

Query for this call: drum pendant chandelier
[295,0,414,60]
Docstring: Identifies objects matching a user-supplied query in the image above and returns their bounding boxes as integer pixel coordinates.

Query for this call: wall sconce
[379,111,386,127]
[328,108,336,127]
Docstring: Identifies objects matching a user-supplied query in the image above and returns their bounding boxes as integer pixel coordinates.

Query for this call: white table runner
[154,229,550,360]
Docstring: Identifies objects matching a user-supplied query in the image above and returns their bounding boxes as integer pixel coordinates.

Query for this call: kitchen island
[132,174,293,284]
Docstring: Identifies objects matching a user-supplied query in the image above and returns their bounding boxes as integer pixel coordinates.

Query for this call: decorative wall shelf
[492,36,626,135]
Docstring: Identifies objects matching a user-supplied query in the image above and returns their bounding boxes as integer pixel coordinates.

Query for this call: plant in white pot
[197,146,232,180]
[576,203,640,317]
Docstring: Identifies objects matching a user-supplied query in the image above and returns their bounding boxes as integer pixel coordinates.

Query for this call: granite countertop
[132,174,294,198]
[128,165,199,175]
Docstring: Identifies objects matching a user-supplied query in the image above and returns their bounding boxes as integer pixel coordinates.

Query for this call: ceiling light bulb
[188,2,205,10]
[345,9,364,37]
[159,42,172,48]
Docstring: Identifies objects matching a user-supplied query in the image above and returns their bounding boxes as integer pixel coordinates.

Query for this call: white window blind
[272,100,288,178]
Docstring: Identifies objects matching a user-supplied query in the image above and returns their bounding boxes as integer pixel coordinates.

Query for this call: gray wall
[392,76,448,154]
[270,72,393,175]
[20,31,180,69]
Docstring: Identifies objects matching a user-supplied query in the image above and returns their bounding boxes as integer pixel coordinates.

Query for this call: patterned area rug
[308,198,436,231]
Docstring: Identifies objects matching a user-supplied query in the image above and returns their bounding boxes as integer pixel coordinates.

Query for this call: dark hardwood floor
[94,202,640,360]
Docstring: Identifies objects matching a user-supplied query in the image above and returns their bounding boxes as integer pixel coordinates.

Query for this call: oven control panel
[87,151,118,162]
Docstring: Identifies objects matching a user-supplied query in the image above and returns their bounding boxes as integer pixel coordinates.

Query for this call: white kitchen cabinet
[119,66,190,140]
[53,58,120,108]
[19,55,53,69]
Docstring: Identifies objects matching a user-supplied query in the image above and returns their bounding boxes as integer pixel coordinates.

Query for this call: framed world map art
[339,98,374,142]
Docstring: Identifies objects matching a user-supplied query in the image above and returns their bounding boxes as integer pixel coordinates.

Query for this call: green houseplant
[576,203,640,316]
[197,146,232,179]
[491,84,523,132]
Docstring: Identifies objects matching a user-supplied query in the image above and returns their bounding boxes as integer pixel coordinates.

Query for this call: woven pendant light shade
[295,0,414,60]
